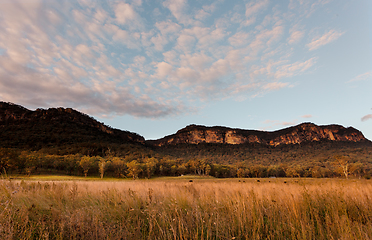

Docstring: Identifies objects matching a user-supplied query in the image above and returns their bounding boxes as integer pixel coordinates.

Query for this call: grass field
[1,176,372,239]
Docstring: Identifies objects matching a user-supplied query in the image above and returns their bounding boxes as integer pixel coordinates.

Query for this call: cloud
[115,3,137,25]
[288,30,304,44]
[262,119,298,128]
[0,0,348,119]
[163,0,195,26]
[176,34,196,52]
[361,114,372,122]
[195,9,210,20]
[274,58,316,79]
[155,20,181,36]
[262,82,289,91]
[154,62,173,79]
[180,52,213,70]
[228,31,250,47]
[0,1,181,118]
[241,0,269,26]
[348,71,372,83]
[245,0,269,18]
[301,115,312,118]
[307,29,344,51]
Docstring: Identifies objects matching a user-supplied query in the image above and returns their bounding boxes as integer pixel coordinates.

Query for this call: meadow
[1,177,372,239]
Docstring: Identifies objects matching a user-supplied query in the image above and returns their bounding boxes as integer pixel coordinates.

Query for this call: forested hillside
[1,102,371,179]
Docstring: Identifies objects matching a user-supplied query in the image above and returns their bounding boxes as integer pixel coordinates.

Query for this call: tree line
[1,148,371,179]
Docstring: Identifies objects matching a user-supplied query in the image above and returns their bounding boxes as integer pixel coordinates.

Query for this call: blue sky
[0,0,371,140]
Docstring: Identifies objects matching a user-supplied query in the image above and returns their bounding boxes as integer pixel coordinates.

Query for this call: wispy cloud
[274,58,316,79]
[262,119,299,129]
[301,115,313,118]
[361,114,372,122]
[242,0,269,26]
[307,29,344,51]
[288,30,304,44]
[348,71,372,83]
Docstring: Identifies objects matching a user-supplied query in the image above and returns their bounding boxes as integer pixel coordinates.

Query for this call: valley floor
[1,177,372,239]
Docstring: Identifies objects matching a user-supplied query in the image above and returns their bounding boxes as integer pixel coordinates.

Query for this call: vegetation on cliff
[1,102,371,179]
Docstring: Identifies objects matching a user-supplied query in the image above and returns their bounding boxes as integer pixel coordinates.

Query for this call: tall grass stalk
[0,178,371,239]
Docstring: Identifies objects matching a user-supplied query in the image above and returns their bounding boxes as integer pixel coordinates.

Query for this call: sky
[0,0,371,140]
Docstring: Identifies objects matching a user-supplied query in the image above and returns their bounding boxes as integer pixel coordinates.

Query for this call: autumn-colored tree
[333,155,350,178]
[99,157,110,179]
[127,160,142,179]
[205,164,211,176]
[111,157,127,178]
[0,148,19,173]
[349,162,364,178]
[144,157,158,178]
[19,151,40,176]
[64,154,81,175]
[79,156,95,177]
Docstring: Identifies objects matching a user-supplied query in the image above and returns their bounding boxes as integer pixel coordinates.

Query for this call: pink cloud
[361,114,372,122]
[307,30,344,51]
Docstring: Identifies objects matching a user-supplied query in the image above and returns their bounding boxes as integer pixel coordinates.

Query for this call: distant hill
[0,102,144,151]
[1,101,371,158]
[147,123,369,147]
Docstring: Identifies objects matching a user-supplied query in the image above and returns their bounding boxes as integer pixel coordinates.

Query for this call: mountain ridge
[0,102,369,149]
[0,102,145,150]
[146,123,368,146]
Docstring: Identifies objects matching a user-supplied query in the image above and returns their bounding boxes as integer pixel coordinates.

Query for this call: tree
[99,157,110,179]
[79,156,95,177]
[333,155,350,178]
[64,154,81,175]
[20,151,40,176]
[111,157,127,178]
[144,157,158,178]
[237,168,245,178]
[205,164,211,176]
[0,148,19,173]
[349,162,364,179]
[127,160,142,179]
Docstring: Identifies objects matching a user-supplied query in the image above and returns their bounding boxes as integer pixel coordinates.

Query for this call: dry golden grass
[1,178,372,239]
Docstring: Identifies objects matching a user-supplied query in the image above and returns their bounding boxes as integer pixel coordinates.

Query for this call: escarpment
[1,102,369,149]
[147,123,367,147]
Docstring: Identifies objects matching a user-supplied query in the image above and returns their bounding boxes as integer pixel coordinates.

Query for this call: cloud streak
[307,30,344,51]
[348,72,372,83]
[361,114,372,122]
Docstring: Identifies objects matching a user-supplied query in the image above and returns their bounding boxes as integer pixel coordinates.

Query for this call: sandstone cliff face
[147,123,367,147]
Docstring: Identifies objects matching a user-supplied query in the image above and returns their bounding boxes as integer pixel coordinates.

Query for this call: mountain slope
[147,123,368,147]
[0,102,144,150]
[1,101,370,152]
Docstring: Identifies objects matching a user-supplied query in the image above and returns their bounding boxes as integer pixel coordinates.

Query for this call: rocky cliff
[1,102,368,149]
[147,123,367,147]
[0,102,145,146]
